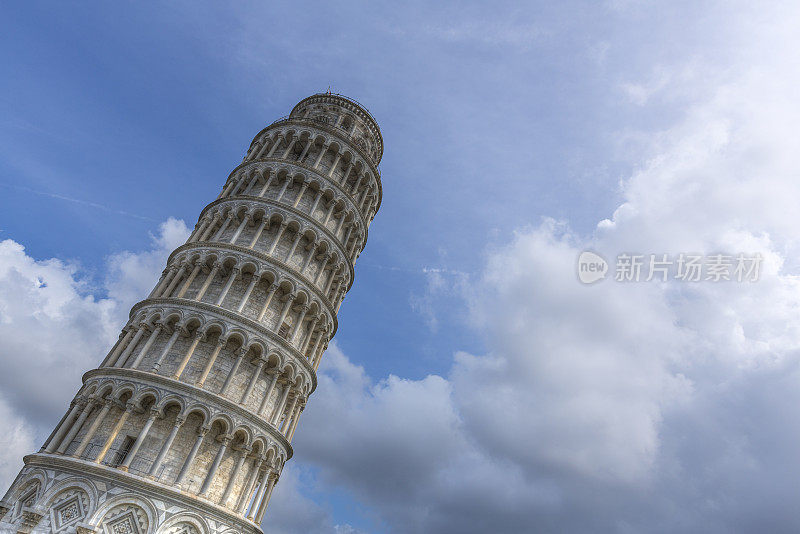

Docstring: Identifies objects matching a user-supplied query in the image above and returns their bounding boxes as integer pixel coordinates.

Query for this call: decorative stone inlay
[51,489,89,531]
[59,500,79,521]
[109,515,137,534]
[102,505,147,534]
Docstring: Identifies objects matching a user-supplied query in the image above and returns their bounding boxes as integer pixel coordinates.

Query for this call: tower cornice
[81,367,295,455]
[193,196,357,290]
[129,296,319,391]
[222,157,373,232]
[246,115,383,212]
[291,93,383,165]
[22,454,265,533]
[165,238,345,319]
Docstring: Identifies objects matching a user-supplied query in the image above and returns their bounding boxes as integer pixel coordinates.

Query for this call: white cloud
[0,394,37,488]
[261,464,345,534]
[105,217,191,313]
[0,218,189,463]
[291,3,800,532]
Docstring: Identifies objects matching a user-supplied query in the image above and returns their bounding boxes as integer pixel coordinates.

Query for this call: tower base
[0,454,262,534]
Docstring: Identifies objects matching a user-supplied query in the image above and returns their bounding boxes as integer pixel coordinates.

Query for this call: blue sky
[0,1,686,380]
[4,2,800,533]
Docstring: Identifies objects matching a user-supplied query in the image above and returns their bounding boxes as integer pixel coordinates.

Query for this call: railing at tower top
[265,114,381,169]
[299,92,380,132]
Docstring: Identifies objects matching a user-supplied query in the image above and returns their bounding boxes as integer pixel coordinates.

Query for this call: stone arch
[94,382,115,400]
[41,479,97,533]
[155,395,186,415]
[275,278,296,296]
[260,268,278,287]
[225,329,249,349]
[7,472,45,522]
[266,350,283,369]
[231,426,253,449]
[181,314,204,334]
[208,413,233,436]
[200,320,227,340]
[250,437,268,458]
[141,311,163,329]
[238,259,259,275]
[159,310,183,329]
[280,362,300,381]
[156,513,208,534]
[132,388,160,410]
[294,289,311,306]
[264,445,280,464]
[80,383,99,397]
[112,383,137,402]
[88,495,156,534]
[247,339,267,358]
[182,404,211,425]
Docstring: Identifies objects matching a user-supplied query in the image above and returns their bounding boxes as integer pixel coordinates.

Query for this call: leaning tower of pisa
[0,93,382,534]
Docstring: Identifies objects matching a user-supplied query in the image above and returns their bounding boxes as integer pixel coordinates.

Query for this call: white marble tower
[0,93,382,534]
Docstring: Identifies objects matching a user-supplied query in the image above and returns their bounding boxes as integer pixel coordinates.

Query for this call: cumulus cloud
[105,217,191,314]
[261,464,356,534]
[0,218,189,450]
[290,3,800,533]
[0,394,37,488]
